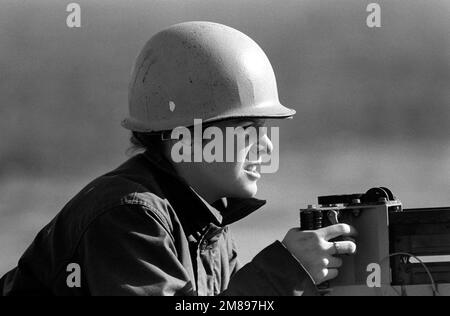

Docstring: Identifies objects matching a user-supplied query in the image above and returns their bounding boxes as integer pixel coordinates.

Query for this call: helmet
[122,21,295,132]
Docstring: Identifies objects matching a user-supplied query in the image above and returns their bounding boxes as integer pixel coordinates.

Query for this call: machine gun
[300,187,450,296]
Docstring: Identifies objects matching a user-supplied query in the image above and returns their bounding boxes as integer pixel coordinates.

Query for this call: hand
[282,224,357,285]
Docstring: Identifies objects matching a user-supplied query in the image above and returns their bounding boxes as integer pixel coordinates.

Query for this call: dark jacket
[0,150,316,296]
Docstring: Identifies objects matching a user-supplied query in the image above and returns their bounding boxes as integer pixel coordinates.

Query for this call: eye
[243,120,264,129]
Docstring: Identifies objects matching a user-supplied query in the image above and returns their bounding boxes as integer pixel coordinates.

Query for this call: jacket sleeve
[79,204,317,296]
[222,236,318,296]
[79,204,195,296]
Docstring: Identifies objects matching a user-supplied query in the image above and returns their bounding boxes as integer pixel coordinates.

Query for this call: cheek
[216,162,248,190]
[234,143,253,165]
[214,162,258,197]
[202,162,240,183]
[224,161,244,181]
[222,134,252,163]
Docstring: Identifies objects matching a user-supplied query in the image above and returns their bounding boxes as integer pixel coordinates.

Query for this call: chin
[232,181,258,198]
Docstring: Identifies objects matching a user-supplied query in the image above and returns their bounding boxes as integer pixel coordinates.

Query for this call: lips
[243,161,261,180]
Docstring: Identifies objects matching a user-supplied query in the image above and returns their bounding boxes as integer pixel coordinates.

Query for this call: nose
[257,134,273,156]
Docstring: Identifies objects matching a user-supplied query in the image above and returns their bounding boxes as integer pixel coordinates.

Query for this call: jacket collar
[141,150,266,232]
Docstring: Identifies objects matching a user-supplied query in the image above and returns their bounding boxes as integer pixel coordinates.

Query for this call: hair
[127,131,164,156]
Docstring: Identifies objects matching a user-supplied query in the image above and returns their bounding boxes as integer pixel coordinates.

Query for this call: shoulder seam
[120,192,174,233]
[51,196,175,285]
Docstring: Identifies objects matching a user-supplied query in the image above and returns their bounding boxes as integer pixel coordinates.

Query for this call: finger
[327,256,343,268]
[317,224,358,241]
[322,269,339,283]
[327,241,357,255]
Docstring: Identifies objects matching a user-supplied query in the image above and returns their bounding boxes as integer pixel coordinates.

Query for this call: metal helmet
[122,21,295,132]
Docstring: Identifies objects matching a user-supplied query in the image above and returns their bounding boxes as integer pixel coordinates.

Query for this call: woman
[1,21,356,296]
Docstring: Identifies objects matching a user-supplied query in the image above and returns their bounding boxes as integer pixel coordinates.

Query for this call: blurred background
[1,0,449,275]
